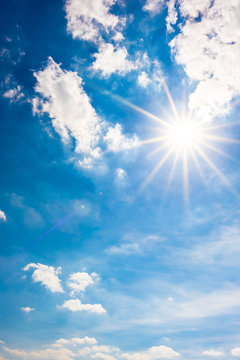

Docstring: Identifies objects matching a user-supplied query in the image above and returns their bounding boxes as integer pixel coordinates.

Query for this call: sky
[1,0,240,359]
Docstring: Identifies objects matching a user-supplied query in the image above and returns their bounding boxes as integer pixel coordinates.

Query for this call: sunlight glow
[109,81,238,202]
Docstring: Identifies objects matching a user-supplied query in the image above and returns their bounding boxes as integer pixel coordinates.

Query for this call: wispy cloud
[0,210,6,222]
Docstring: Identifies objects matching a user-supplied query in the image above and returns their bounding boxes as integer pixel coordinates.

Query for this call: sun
[107,83,238,202]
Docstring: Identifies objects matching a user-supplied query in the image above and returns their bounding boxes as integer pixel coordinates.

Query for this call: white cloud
[67,272,94,295]
[166,0,177,33]
[2,339,180,360]
[0,210,6,222]
[92,353,117,360]
[23,263,64,293]
[202,350,224,357]
[232,348,240,357]
[0,340,5,344]
[3,346,76,360]
[58,298,106,314]
[65,0,120,44]
[143,0,165,14]
[104,123,138,152]
[54,337,97,347]
[3,85,24,103]
[122,345,180,360]
[20,307,35,313]
[92,43,136,77]
[137,71,151,88]
[33,57,138,168]
[114,168,128,187]
[106,234,164,255]
[170,0,240,121]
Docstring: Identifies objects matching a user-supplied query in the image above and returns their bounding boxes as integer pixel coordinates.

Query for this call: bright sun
[165,119,203,150]
[108,82,237,202]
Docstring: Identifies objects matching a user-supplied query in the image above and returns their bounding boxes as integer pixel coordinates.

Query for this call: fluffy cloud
[58,298,106,314]
[104,124,138,152]
[3,346,76,360]
[122,345,180,360]
[54,337,97,347]
[137,71,151,88]
[20,306,35,313]
[65,0,121,44]
[232,348,240,357]
[169,0,240,121]
[143,0,165,14]
[92,353,117,360]
[92,43,136,77]
[23,263,64,293]
[67,272,95,295]
[0,210,6,222]
[202,350,224,357]
[2,339,180,360]
[33,57,138,168]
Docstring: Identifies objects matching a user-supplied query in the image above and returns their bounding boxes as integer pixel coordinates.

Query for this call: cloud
[33,57,138,168]
[122,345,180,360]
[92,353,117,360]
[20,307,35,313]
[23,263,64,293]
[104,123,138,152]
[2,85,24,103]
[10,194,44,228]
[137,71,151,88]
[143,0,165,14]
[0,210,6,222]
[106,234,164,255]
[232,348,240,357]
[202,350,225,357]
[3,346,76,360]
[186,224,240,265]
[2,339,180,360]
[169,0,240,121]
[65,0,121,44]
[92,43,136,77]
[58,298,106,314]
[54,336,97,347]
[67,272,95,295]
[0,341,5,344]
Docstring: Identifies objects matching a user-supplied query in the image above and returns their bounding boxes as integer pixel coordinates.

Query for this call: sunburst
[105,84,239,203]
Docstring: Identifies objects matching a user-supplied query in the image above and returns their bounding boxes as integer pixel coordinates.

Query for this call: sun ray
[189,145,207,185]
[166,149,181,192]
[162,79,180,123]
[139,146,176,193]
[183,148,189,206]
[195,145,232,188]
[199,140,237,162]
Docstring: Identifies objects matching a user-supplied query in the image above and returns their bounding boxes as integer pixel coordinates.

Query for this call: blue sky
[1,0,240,359]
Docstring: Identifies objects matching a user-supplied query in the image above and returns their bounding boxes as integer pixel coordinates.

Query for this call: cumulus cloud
[92,353,117,360]
[67,272,95,295]
[20,306,35,313]
[23,263,64,293]
[122,345,180,360]
[104,124,138,152]
[0,210,6,222]
[143,0,165,14]
[54,336,97,347]
[2,339,180,360]
[3,346,76,360]
[58,298,106,314]
[137,71,151,88]
[169,0,240,121]
[65,0,121,44]
[33,57,138,168]
[232,348,240,357]
[202,350,224,357]
[92,43,136,77]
